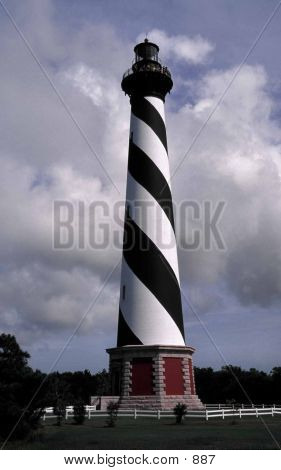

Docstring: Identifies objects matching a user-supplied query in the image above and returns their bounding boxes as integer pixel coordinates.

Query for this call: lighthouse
[107,39,202,410]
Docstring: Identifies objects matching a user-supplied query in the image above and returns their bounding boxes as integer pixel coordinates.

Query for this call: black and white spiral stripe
[117,95,185,347]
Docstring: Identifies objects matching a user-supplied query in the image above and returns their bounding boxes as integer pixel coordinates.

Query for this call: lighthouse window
[126,204,131,217]
[122,285,126,300]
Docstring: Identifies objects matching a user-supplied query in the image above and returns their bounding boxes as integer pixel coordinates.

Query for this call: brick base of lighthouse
[106,345,203,410]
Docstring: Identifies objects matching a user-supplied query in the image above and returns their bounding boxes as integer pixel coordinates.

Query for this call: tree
[46,373,72,426]
[194,367,216,403]
[270,367,281,403]
[96,369,111,396]
[53,399,66,426]
[194,365,274,405]
[0,334,46,441]
[59,370,98,403]
[0,333,29,369]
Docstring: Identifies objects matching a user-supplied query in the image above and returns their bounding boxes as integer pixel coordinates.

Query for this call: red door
[164,357,184,395]
[131,358,154,395]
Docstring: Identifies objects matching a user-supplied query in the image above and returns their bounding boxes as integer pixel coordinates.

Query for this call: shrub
[173,403,187,424]
[106,401,119,427]
[73,401,86,425]
[53,399,66,426]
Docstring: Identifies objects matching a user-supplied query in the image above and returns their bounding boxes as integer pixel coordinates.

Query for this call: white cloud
[64,63,120,110]
[137,29,214,64]
[169,64,281,306]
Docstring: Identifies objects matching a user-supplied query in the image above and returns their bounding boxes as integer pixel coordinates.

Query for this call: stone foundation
[106,345,203,410]
[90,396,120,410]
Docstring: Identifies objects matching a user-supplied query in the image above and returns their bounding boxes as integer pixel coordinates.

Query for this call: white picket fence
[43,405,96,421]
[205,403,279,410]
[204,407,281,420]
[42,405,281,421]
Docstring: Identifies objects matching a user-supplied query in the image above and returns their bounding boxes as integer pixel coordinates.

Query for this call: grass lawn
[3,416,281,450]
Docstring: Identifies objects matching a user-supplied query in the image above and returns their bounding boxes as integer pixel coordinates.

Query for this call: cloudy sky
[1,0,281,373]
